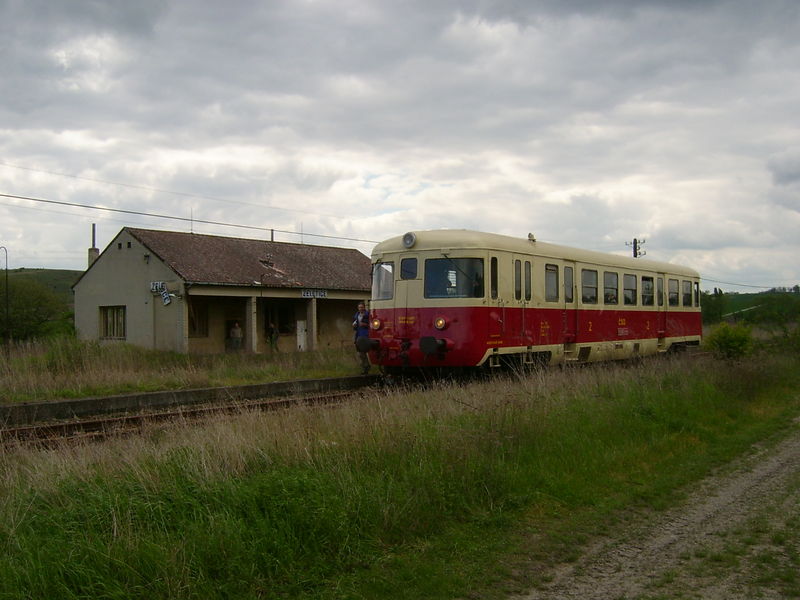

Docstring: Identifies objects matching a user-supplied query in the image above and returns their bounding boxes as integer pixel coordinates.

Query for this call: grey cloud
[1,0,165,39]
[0,0,798,290]
[768,150,800,187]
[768,186,800,213]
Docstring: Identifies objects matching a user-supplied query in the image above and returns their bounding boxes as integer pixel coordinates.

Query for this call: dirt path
[513,419,800,600]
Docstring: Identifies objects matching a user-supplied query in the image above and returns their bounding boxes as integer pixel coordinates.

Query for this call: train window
[657,278,664,306]
[581,269,598,304]
[694,282,700,307]
[668,279,679,306]
[642,276,654,306]
[565,266,574,303]
[525,261,532,301]
[372,262,394,300]
[545,264,559,302]
[514,260,522,300]
[400,258,417,280]
[603,272,618,305]
[624,274,637,305]
[424,258,484,299]
[682,280,692,306]
[491,257,498,299]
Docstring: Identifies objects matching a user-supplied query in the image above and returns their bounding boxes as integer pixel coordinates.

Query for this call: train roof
[371,229,700,278]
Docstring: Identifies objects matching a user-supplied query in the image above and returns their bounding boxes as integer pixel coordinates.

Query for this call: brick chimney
[88,223,99,267]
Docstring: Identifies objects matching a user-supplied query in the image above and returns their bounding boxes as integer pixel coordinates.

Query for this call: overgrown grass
[0,337,356,403]
[1,351,799,599]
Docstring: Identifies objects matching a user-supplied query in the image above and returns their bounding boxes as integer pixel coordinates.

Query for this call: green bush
[0,277,68,340]
[704,322,754,360]
[779,325,800,354]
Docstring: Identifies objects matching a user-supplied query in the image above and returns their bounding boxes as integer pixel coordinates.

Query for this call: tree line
[702,287,800,335]
[0,276,74,341]
[2,273,799,344]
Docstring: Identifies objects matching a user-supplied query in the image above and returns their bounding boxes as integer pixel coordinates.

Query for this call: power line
[0,160,344,220]
[701,276,787,290]
[0,192,379,245]
[4,187,796,289]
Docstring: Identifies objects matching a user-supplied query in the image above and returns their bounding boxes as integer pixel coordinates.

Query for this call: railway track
[1,353,708,448]
[1,376,378,447]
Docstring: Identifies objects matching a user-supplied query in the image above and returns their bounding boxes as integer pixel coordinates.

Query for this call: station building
[73,227,372,354]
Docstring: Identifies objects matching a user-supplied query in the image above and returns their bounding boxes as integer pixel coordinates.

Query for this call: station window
[581,269,598,304]
[188,297,209,337]
[545,264,559,302]
[668,279,679,306]
[603,272,618,305]
[400,258,417,280]
[514,260,522,300]
[371,262,394,300]
[682,280,692,306]
[624,274,637,305]
[262,301,296,335]
[657,278,664,306]
[424,258,484,299]
[276,303,295,334]
[642,276,654,306]
[100,306,126,339]
[525,261,532,301]
[564,266,574,303]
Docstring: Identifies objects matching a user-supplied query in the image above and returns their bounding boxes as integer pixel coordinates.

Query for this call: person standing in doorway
[229,321,243,351]
[267,322,279,352]
[352,302,370,374]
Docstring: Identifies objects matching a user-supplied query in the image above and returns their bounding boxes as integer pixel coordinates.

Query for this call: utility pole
[0,245,8,348]
[627,238,646,258]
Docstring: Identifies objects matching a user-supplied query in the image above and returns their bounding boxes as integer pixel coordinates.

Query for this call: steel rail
[1,390,363,448]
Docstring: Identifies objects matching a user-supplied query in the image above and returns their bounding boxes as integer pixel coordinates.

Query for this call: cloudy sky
[1,0,798,291]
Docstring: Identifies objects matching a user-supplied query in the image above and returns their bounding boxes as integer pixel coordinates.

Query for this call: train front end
[357,231,490,373]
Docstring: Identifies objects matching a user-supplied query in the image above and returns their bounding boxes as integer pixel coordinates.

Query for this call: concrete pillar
[308,297,318,350]
[178,297,189,353]
[246,296,258,352]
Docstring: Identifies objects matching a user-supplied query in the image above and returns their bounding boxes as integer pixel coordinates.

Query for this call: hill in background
[8,268,83,306]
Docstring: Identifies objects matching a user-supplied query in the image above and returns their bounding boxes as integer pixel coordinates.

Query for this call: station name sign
[301,289,327,298]
[150,281,172,305]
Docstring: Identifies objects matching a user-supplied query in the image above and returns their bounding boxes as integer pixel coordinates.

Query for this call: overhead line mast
[627,237,646,258]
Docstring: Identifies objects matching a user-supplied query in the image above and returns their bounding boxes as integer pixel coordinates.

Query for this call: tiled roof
[126,228,371,291]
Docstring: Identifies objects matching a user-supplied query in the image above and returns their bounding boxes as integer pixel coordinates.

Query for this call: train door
[507,254,528,345]
[396,256,421,339]
[562,262,577,343]
[487,254,504,340]
[656,274,667,344]
[522,257,533,344]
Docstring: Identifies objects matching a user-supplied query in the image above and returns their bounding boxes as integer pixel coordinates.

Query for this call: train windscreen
[372,262,394,300]
[424,258,484,298]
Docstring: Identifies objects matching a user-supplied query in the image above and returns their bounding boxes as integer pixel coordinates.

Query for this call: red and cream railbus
[357,230,702,373]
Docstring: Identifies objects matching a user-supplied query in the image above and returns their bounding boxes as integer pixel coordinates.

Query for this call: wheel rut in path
[513,420,800,600]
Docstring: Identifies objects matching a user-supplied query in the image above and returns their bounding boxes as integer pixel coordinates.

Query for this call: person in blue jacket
[352,302,370,374]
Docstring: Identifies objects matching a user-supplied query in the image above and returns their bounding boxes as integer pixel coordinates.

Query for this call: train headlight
[370,317,382,330]
[402,232,417,249]
[433,316,448,330]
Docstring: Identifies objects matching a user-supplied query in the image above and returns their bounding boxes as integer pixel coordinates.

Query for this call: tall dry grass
[2,352,799,599]
[0,337,356,403]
